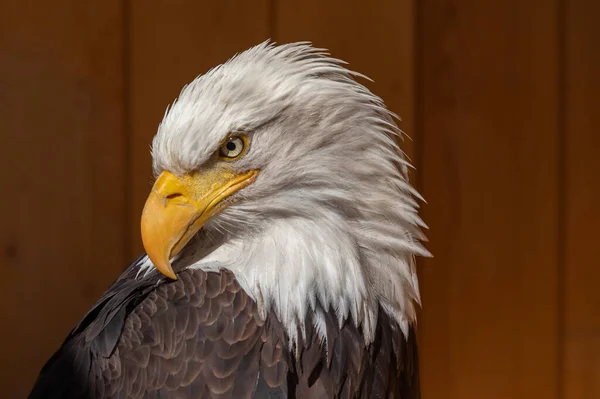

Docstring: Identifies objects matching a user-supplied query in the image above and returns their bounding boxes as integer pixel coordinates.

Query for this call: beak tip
[155,260,178,280]
[146,253,178,280]
[165,270,178,280]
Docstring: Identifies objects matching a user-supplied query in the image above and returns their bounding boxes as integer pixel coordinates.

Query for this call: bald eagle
[29,42,428,399]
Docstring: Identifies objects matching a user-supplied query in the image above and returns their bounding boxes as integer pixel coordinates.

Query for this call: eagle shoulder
[29,265,288,399]
[29,261,419,398]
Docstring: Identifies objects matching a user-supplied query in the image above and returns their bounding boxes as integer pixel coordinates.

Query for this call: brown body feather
[29,259,420,398]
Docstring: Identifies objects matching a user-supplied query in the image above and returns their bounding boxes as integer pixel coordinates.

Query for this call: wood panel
[564,0,600,397]
[0,1,126,397]
[5,2,600,398]
[274,0,416,163]
[417,1,560,398]
[128,0,270,256]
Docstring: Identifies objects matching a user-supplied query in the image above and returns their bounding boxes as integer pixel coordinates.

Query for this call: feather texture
[139,41,430,346]
[30,41,426,398]
[29,263,419,398]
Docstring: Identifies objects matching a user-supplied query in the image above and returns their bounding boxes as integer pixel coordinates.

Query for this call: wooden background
[0,0,598,398]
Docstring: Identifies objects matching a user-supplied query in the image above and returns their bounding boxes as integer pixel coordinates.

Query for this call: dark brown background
[1,1,598,398]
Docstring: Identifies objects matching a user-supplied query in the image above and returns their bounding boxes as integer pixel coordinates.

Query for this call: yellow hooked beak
[140,168,259,280]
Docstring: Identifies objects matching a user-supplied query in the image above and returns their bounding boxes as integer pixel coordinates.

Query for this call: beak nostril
[166,193,183,200]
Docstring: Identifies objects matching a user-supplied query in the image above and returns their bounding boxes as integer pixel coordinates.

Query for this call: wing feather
[28,264,289,399]
[29,257,419,398]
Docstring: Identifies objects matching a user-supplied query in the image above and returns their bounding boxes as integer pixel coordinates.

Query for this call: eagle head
[138,42,429,344]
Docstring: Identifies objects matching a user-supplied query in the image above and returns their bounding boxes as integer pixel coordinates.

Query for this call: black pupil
[226,141,237,152]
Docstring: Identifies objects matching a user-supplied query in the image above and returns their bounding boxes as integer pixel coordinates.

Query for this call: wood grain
[417,1,560,398]
[564,1,600,398]
[0,1,126,397]
[274,0,416,163]
[5,2,600,398]
[128,0,270,256]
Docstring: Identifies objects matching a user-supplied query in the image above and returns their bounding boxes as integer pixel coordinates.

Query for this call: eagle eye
[218,135,247,160]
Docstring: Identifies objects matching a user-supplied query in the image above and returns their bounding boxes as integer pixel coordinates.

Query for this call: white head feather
[138,41,429,345]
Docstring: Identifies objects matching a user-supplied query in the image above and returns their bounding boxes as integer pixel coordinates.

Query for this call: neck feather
[182,212,422,346]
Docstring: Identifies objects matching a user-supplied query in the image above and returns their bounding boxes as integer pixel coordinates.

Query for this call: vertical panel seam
[122,0,132,266]
[414,2,424,274]
[557,0,567,397]
[413,0,426,360]
[268,0,278,42]
[414,0,423,194]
